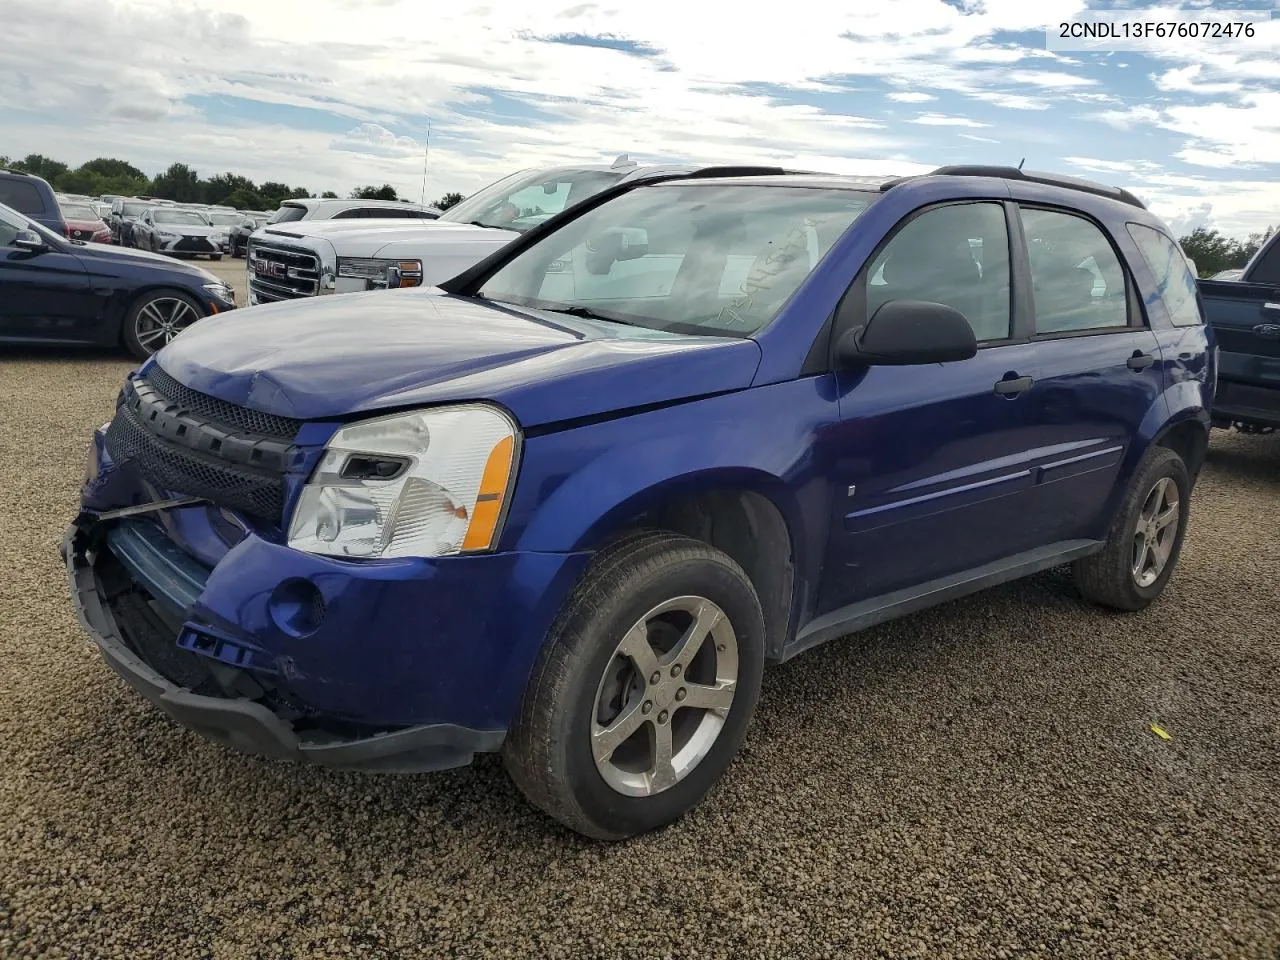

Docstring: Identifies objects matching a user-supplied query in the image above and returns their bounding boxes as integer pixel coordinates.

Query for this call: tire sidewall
[1123,450,1192,603]
[557,554,765,837]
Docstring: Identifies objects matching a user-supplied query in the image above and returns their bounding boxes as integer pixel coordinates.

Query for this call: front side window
[867,202,1011,342]
[205,211,241,226]
[478,184,872,337]
[1127,223,1202,328]
[1247,234,1280,285]
[61,203,100,221]
[0,208,23,246]
[120,202,152,218]
[1022,208,1129,334]
[440,169,625,233]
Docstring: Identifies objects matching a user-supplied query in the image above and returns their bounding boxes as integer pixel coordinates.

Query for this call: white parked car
[263,197,442,226]
[245,158,777,304]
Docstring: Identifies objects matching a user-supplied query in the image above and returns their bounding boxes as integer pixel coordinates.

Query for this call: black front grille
[105,400,287,519]
[144,364,302,441]
[176,236,216,252]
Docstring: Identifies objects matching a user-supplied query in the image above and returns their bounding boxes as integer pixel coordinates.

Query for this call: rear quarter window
[1127,223,1203,328]
[0,179,47,215]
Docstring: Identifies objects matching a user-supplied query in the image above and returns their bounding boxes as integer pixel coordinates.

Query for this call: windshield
[205,211,241,225]
[120,202,152,217]
[62,204,100,220]
[267,204,308,224]
[439,168,624,233]
[155,210,212,226]
[478,184,874,337]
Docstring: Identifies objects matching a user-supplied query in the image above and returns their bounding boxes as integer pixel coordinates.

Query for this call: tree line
[1179,225,1275,277]
[0,153,465,212]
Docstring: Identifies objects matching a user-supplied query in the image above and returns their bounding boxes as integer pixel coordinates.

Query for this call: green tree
[321,190,339,199]
[203,172,257,205]
[434,191,464,211]
[223,188,266,211]
[148,162,202,202]
[1178,227,1245,277]
[1241,226,1275,265]
[16,153,70,183]
[351,184,398,201]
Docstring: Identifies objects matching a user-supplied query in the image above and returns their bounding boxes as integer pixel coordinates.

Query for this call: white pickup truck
[244,157,782,304]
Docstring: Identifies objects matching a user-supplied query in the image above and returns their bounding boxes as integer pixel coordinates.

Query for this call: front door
[818,199,1048,614]
[0,210,96,342]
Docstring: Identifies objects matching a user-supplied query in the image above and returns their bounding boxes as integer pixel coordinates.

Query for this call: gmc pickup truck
[1199,230,1280,431]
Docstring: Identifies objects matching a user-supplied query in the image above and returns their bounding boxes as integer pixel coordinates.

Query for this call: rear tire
[1073,446,1191,611]
[504,532,765,840]
[210,253,223,262]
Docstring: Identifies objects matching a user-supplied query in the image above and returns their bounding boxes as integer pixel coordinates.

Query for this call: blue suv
[65,165,1213,840]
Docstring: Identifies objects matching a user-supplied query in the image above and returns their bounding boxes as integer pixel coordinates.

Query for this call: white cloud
[0,0,1275,234]
[911,114,990,128]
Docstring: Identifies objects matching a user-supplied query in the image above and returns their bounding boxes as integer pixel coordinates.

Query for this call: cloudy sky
[3,0,1278,236]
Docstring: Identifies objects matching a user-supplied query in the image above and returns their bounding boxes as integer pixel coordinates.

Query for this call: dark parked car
[229,211,268,258]
[65,165,1211,840]
[58,200,112,244]
[109,198,156,247]
[0,201,236,358]
[1199,229,1280,431]
[0,169,66,236]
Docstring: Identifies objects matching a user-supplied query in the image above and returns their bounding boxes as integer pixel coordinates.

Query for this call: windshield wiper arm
[539,304,639,327]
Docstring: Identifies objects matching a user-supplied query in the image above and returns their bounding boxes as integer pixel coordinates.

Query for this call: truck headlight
[337,257,392,281]
[287,405,519,559]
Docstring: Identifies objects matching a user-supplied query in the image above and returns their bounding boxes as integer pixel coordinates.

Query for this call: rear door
[1011,205,1165,546]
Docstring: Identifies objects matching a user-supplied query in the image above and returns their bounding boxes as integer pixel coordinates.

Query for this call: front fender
[501,377,842,591]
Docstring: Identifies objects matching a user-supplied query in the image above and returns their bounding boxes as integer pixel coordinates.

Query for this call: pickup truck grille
[103,367,302,522]
[248,241,321,300]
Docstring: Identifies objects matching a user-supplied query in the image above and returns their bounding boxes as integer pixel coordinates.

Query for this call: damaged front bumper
[62,520,506,773]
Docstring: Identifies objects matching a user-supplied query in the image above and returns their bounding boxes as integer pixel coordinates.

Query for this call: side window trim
[1015,202,1140,340]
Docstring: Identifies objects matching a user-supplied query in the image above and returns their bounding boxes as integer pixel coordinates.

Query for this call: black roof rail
[0,168,32,177]
[684,165,790,179]
[881,164,1146,210]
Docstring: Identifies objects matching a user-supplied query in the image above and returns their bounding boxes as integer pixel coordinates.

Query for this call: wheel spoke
[1154,501,1179,532]
[136,326,166,348]
[141,303,165,325]
[668,599,722,672]
[616,623,658,679]
[170,301,195,326]
[592,701,647,764]
[679,678,736,716]
[646,720,677,792]
[1131,536,1151,579]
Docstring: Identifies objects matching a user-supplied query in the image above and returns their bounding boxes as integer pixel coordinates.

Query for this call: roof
[646,172,902,191]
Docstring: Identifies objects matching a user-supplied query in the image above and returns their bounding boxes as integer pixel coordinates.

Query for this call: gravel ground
[1,352,1277,959]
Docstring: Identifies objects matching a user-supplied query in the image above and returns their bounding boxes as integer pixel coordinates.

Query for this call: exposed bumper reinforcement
[62,523,505,773]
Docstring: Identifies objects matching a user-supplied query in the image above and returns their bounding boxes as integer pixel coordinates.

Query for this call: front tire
[210,253,223,262]
[504,532,765,840]
[121,289,206,359]
[1073,446,1192,611]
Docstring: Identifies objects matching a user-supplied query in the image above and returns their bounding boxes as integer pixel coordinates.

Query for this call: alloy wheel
[134,297,200,354]
[1132,476,1180,587]
[590,595,739,797]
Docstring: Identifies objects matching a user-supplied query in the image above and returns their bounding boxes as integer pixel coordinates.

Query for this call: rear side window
[867,201,1011,342]
[268,205,308,224]
[1021,208,1129,334]
[0,179,47,215]
[1249,235,1280,285]
[1127,223,1203,328]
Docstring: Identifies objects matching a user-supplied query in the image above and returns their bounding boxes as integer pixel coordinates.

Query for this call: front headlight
[287,405,519,559]
[203,281,234,302]
[212,233,227,244]
[337,257,423,288]
[157,231,178,240]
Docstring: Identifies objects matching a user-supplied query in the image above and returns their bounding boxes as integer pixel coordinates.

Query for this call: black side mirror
[836,299,978,367]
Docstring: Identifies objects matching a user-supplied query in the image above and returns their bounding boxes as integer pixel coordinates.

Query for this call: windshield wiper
[537,304,639,327]
[466,220,510,231]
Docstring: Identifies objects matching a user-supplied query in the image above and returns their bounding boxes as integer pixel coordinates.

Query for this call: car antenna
[1018,157,1025,170]
[419,119,432,206]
